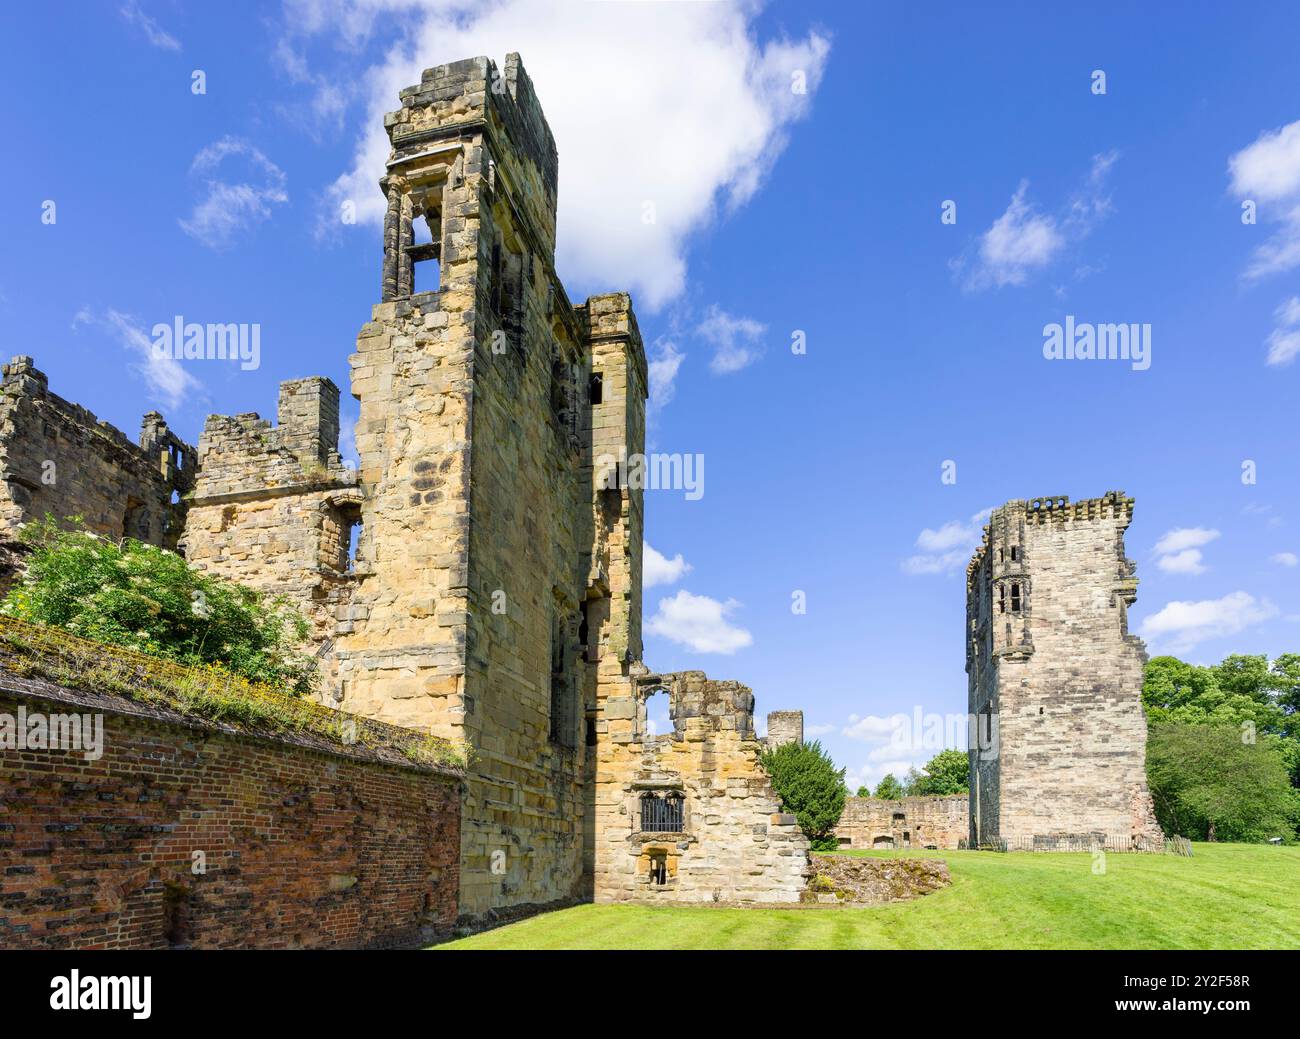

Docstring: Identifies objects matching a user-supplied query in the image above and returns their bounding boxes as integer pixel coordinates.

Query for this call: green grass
[435,843,1300,950]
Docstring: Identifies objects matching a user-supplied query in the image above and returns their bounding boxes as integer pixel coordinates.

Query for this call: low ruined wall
[591,671,809,904]
[0,674,461,949]
[834,795,969,850]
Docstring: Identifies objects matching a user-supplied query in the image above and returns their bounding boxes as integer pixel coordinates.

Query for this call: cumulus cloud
[954,152,1117,292]
[1265,295,1300,366]
[1229,119,1300,283]
[120,1,181,51]
[1153,527,1220,576]
[696,305,766,375]
[179,137,288,250]
[71,307,201,410]
[647,338,685,412]
[643,543,691,588]
[840,710,962,795]
[646,589,752,654]
[284,0,829,309]
[1271,551,1298,567]
[1140,591,1278,653]
[901,507,994,576]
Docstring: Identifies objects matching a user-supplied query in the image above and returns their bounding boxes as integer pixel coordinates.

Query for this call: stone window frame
[629,781,690,836]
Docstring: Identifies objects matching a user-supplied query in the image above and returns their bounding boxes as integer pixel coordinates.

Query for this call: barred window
[639,792,684,833]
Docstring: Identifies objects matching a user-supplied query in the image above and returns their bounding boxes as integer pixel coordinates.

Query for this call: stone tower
[965,492,1162,849]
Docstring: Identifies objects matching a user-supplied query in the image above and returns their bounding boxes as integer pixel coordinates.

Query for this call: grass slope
[436,844,1300,950]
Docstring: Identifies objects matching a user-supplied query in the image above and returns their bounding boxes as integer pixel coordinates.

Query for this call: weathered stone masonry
[966,492,1162,849]
[833,795,969,850]
[0,356,193,549]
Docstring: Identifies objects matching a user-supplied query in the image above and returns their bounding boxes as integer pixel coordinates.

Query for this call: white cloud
[1139,591,1278,653]
[1229,120,1300,282]
[1157,549,1208,575]
[804,723,833,738]
[1154,527,1220,555]
[1266,295,1300,366]
[696,305,766,375]
[840,712,933,795]
[71,308,201,410]
[644,543,691,588]
[120,1,181,51]
[647,338,685,412]
[287,0,829,310]
[1153,527,1219,575]
[901,507,993,576]
[1271,551,1298,567]
[955,153,1117,292]
[1229,119,1300,203]
[179,137,288,250]
[646,589,752,655]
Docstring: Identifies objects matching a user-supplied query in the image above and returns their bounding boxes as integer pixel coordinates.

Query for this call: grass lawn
[435,843,1300,950]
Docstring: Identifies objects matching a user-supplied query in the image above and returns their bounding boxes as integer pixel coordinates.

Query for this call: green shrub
[761,739,846,850]
[1,518,317,695]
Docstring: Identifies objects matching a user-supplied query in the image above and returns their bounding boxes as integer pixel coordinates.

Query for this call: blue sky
[2,2,1299,791]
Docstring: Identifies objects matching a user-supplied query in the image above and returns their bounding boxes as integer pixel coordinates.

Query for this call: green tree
[910,748,970,796]
[854,785,871,798]
[761,740,846,851]
[874,773,905,800]
[1,519,317,694]
[1146,722,1297,842]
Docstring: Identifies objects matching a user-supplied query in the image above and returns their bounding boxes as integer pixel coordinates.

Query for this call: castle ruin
[966,493,1163,849]
[0,55,810,923]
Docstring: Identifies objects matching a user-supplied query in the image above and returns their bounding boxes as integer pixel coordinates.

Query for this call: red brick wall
[0,681,461,949]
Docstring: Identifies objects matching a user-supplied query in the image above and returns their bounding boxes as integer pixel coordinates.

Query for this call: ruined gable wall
[967,494,1162,847]
[592,672,809,904]
[0,356,191,548]
[834,795,969,849]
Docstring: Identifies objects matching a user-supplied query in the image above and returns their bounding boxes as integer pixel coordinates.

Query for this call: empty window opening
[409,212,441,293]
[998,585,1006,614]
[892,812,906,822]
[589,372,603,405]
[648,851,668,886]
[585,715,597,747]
[1010,545,1019,562]
[642,688,670,739]
[578,606,590,662]
[640,792,684,833]
[346,519,362,572]
[998,548,1004,563]
[1010,583,1021,612]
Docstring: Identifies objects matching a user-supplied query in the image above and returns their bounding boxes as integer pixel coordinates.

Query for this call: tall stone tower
[326,55,642,920]
[965,492,1162,849]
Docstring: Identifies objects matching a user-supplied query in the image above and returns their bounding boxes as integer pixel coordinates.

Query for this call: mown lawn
[434,843,1300,950]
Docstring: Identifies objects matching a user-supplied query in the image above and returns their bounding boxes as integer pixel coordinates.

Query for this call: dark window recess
[1010,545,1019,562]
[648,852,668,886]
[640,792,684,832]
[586,715,597,747]
[589,372,603,405]
[998,585,1006,614]
[1010,583,1021,612]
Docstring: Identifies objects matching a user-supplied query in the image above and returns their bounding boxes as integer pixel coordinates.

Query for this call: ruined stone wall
[833,795,968,850]
[0,675,460,950]
[179,377,358,651]
[591,671,809,903]
[966,493,1163,848]
[0,356,192,547]
[765,710,804,749]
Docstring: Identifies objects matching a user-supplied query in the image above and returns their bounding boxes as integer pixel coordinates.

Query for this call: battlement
[967,490,1135,580]
[192,376,353,502]
[390,54,559,210]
